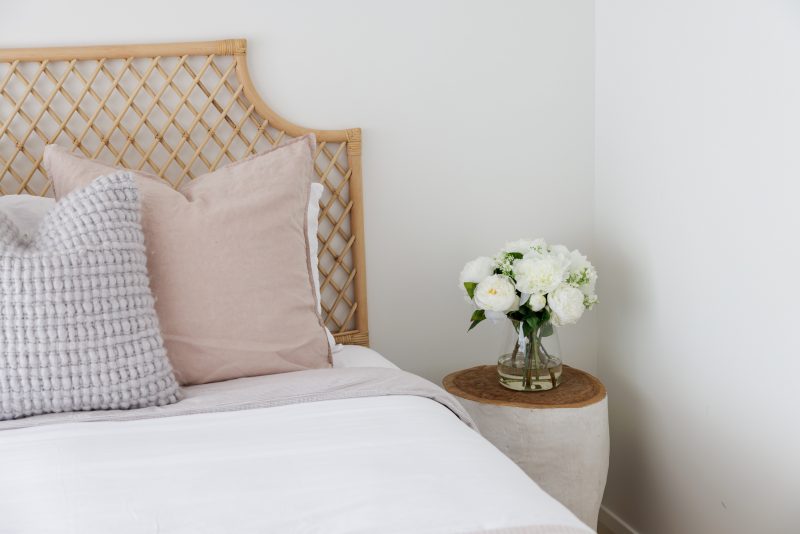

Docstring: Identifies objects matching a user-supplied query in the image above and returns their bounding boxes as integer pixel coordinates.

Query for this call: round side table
[443,365,609,529]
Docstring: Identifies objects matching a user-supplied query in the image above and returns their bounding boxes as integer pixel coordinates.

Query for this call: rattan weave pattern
[0,40,368,345]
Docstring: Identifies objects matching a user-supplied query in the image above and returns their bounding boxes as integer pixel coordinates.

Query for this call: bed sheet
[0,347,591,534]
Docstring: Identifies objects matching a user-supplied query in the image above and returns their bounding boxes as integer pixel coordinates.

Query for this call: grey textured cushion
[0,173,180,420]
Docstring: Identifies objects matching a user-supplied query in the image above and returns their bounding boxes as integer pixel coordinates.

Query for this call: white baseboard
[598,505,640,534]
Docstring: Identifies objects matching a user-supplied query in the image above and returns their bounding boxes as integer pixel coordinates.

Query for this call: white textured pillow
[0,195,54,239]
[0,189,337,348]
[0,173,181,420]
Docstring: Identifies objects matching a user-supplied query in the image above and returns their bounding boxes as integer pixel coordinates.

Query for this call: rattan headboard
[0,39,368,346]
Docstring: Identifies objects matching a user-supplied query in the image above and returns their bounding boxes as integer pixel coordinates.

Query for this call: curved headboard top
[0,39,367,346]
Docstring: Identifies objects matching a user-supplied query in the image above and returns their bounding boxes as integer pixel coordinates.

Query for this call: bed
[0,40,592,534]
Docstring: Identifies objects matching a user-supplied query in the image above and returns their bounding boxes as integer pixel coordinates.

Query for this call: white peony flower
[580,272,597,297]
[549,244,571,258]
[502,239,533,255]
[474,275,518,313]
[486,297,519,322]
[565,249,598,296]
[528,294,547,311]
[502,238,546,256]
[512,256,567,296]
[531,238,547,252]
[484,310,507,321]
[568,249,590,271]
[459,256,495,295]
[548,284,586,326]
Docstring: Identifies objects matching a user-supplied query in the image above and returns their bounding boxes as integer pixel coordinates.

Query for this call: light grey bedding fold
[0,367,476,431]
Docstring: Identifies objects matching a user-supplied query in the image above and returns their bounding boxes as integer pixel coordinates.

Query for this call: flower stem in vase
[522,331,539,390]
[510,323,521,367]
[537,330,558,388]
[510,340,520,367]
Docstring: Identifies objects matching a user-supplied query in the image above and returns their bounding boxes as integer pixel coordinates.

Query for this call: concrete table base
[444,365,609,529]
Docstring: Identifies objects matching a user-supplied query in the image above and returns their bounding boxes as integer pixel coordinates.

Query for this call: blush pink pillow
[45,136,331,385]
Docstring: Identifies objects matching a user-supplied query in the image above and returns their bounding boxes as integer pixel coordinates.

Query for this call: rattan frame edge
[0,40,241,62]
[0,38,369,346]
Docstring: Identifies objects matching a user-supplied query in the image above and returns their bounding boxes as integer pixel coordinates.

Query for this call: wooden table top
[443,365,606,409]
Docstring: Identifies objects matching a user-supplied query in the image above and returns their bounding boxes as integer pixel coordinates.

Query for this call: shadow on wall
[597,235,655,533]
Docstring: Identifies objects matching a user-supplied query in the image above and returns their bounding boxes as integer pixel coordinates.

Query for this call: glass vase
[497,320,563,391]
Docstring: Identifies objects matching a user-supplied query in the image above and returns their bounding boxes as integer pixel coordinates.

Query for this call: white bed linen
[0,347,590,534]
[332,344,399,369]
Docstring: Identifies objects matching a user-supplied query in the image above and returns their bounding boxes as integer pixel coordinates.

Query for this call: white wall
[1,0,597,381]
[8,1,800,532]
[596,1,800,533]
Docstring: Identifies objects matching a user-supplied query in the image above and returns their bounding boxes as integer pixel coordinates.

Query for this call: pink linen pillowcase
[45,136,331,385]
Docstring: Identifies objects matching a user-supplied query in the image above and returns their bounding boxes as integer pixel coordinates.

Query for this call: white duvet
[0,347,591,534]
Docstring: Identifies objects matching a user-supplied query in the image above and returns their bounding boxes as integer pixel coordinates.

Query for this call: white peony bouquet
[460,239,597,334]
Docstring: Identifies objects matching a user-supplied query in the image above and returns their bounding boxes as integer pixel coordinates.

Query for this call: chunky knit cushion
[0,173,180,420]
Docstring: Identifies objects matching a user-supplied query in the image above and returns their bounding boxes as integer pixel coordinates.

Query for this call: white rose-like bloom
[474,275,518,313]
[549,244,571,258]
[512,256,567,296]
[547,244,573,268]
[548,284,586,326]
[459,256,495,295]
[581,272,597,297]
[501,238,547,256]
[566,249,598,296]
[502,239,533,254]
[568,249,590,271]
[528,294,547,311]
[486,293,520,322]
[531,238,547,252]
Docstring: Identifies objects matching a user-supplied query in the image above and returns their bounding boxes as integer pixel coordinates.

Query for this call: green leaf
[470,309,485,322]
[540,322,554,337]
[507,307,531,323]
[508,252,523,259]
[468,318,485,331]
[540,309,551,324]
[468,309,486,331]
[463,282,477,299]
[522,320,533,337]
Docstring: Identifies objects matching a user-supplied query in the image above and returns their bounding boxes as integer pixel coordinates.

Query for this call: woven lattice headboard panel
[0,39,368,346]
